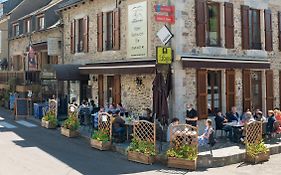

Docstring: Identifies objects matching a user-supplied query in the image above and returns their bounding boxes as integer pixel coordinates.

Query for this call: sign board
[28,46,37,71]
[48,38,60,56]
[15,98,32,120]
[127,1,148,58]
[157,25,173,45]
[155,15,175,24]
[154,5,175,13]
[156,47,172,64]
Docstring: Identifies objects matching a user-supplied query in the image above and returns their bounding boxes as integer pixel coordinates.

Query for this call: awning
[182,56,270,69]
[79,60,156,74]
[41,64,89,81]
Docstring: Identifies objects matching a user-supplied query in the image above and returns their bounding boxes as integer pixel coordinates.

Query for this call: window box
[41,119,57,129]
[245,151,270,164]
[61,127,79,138]
[167,157,197,170]
[90,139,111,151]
[127,151,155,165]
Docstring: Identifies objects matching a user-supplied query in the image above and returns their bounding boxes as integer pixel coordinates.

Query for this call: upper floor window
[70,16,89,53]
[24,18,31,33]
[207,2,220,46]
[37,15,45,30]
[97,8,120,52]
[13,23,19,36]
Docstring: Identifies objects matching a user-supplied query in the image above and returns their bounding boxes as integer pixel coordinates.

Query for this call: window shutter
[113,75,121,105]
[226,70,235,112]
[197,70,208,119]
[98,75,104,107]
[70,19,76,54]
[243,70,251,111]
[83,16,89,53]
[97,12,103,52]
[266,70,274,110]
[195,0,206,47]
[241,5,249,50]
[264,9,273,51]
[278,12,281,51]
[225,2,234,48]
[113,8,120,50]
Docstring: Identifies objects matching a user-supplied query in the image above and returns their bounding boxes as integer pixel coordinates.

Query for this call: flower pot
[41,119,57,129]
[61,127,79,138]
[127,151,155,165]
[245,151,270,164]
[90,139,111,151]
[167,157,197,170]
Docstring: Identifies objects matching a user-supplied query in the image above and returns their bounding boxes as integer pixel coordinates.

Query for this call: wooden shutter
[195,0,206,47]
[113,8,120,50]
[113,75,121,105]
[197,70,208,119]
[225,2,234,48]
[98,75,104,107]
[70,19,76,54]
[278,12,281,51]
[266,70,274,110]
[243,70,251,111]
[241,5,249,50]
[97,12,103,52]
[226,70,235,112]
[264,9,273,51]
[83,16,89,53]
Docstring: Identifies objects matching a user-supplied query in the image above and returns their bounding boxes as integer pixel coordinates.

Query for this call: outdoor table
[223,121,244,128]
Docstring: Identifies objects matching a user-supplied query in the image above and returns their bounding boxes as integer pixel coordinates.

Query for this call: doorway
[251,71,262,110]
[207,71,222,115]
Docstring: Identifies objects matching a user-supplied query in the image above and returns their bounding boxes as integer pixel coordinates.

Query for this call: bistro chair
[208,129,217,155]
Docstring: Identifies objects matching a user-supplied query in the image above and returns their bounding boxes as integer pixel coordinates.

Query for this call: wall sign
[154,5,175,13]
[156,47,172,64]
[28,46,37,71]
[157,25,173,45]
[155,15,175,24]
[127,1,148,58]
[48,38,60,56]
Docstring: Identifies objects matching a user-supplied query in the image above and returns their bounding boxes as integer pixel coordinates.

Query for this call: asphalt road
[0,108,281,175]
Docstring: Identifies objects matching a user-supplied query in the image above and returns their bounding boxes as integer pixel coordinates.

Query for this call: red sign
[155,15,175,24]
[154,5,175,13]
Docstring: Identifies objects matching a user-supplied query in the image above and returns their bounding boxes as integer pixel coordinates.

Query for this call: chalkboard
[15,98,31,120]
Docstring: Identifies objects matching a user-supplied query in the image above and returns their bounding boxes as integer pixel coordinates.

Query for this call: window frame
[13,23,19,37]
[206,1,221,47]
[76,18,84,53]
[24,18,31,33]
[248,8,261,50]
[37,15,45,31]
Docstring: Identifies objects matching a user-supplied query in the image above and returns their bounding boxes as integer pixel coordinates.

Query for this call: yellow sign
[157,47,172,64]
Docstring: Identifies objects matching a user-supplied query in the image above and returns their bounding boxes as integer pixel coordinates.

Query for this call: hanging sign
[154,5,175,13]
[155,15,175,24]
[157,25,173,45]
[156,47,172,64]
[28,46,37,71]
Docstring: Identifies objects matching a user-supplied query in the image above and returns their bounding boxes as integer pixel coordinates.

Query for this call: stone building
[171,0,281,121]
[58,0,167,113]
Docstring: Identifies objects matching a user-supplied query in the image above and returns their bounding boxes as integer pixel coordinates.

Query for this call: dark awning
[182,56,270,69]
[79,60,156,74]
[41,64,89,81]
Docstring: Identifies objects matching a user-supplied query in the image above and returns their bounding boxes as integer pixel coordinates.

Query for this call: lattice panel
[68,104,78,117]
[245,121,262,145]
[170,124,198,149]
[133,120,156,144]
[98,112,112,140]
[49,99,58,117]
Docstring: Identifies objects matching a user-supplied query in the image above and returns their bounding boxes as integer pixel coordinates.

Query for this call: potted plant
[61,115,80,138]
[166,144,198,170]
[127,137,156,165]
[41,111,57,129]
[245,140,270,164]
[90,129,111,150]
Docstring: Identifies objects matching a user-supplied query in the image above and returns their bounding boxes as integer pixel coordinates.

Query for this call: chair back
[208,129,216,147]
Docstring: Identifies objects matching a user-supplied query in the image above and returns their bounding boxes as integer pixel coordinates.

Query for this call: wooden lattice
[98,112,112,141]
[245,121,262,145]
[169,124,198,149]
[48,99,58,117]
[68,104,78,117]
[133,120,156,144]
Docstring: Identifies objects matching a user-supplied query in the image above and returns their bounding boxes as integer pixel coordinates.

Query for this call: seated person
[78,100,90,125]
[240,112,255,143]
[274,108,281,123]
[254,110,266,122]
[198,119,213,146]
[226,106,240,122]
[140,108,154,123]
[266,110,276,134]
[167,118,180,142]
[92,107,104,130]
[215,111,233,141]
[116,103,126,116]
[112,110,125,142]
[185,104,198,127]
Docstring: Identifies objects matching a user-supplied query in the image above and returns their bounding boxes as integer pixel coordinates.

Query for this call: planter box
[127,151,155,165]
[90,139,111,151]
[245,151,270,164]
[41,119,57,129]
[167,157,197,170]
[61,127,79,138]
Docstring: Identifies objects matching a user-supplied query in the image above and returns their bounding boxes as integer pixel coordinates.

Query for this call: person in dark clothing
[226,106,240,122]
[214,111,233,140]
[185,104,198,127]
[266,110,276,134]
[112,110,125,142]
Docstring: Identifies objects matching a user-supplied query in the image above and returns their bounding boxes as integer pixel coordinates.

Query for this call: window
[13,23,19,36]
[207,2,220,46]
[207,71,221,115]
[70,16,89,53]
[37,16,45,30]
[77,18,84,52]
[105,12,113,50]
[24,18,31,33]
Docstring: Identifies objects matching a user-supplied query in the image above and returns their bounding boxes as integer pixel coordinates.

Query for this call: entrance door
[207,71,222,115]
[251,71,262,110]
[106,75,121,106]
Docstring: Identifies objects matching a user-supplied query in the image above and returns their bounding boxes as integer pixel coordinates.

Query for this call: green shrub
[166,144,197,161]
[246,140,269,158]
[92,130,110,142]
[128,137,156,156]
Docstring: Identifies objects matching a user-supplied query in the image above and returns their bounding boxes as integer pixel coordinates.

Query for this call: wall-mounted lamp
[92,75,98,82]
[135,77,143,86]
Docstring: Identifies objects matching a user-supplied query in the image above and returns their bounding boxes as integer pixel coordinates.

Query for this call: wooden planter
[245,151,270,164]
[167,157,197,170]
[90,139,111,151]
[127,151,155,165]
[61,127,79,138]
[41,119,57,129]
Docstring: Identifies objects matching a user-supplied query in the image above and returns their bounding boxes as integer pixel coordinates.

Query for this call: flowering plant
[62,116,79,131]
